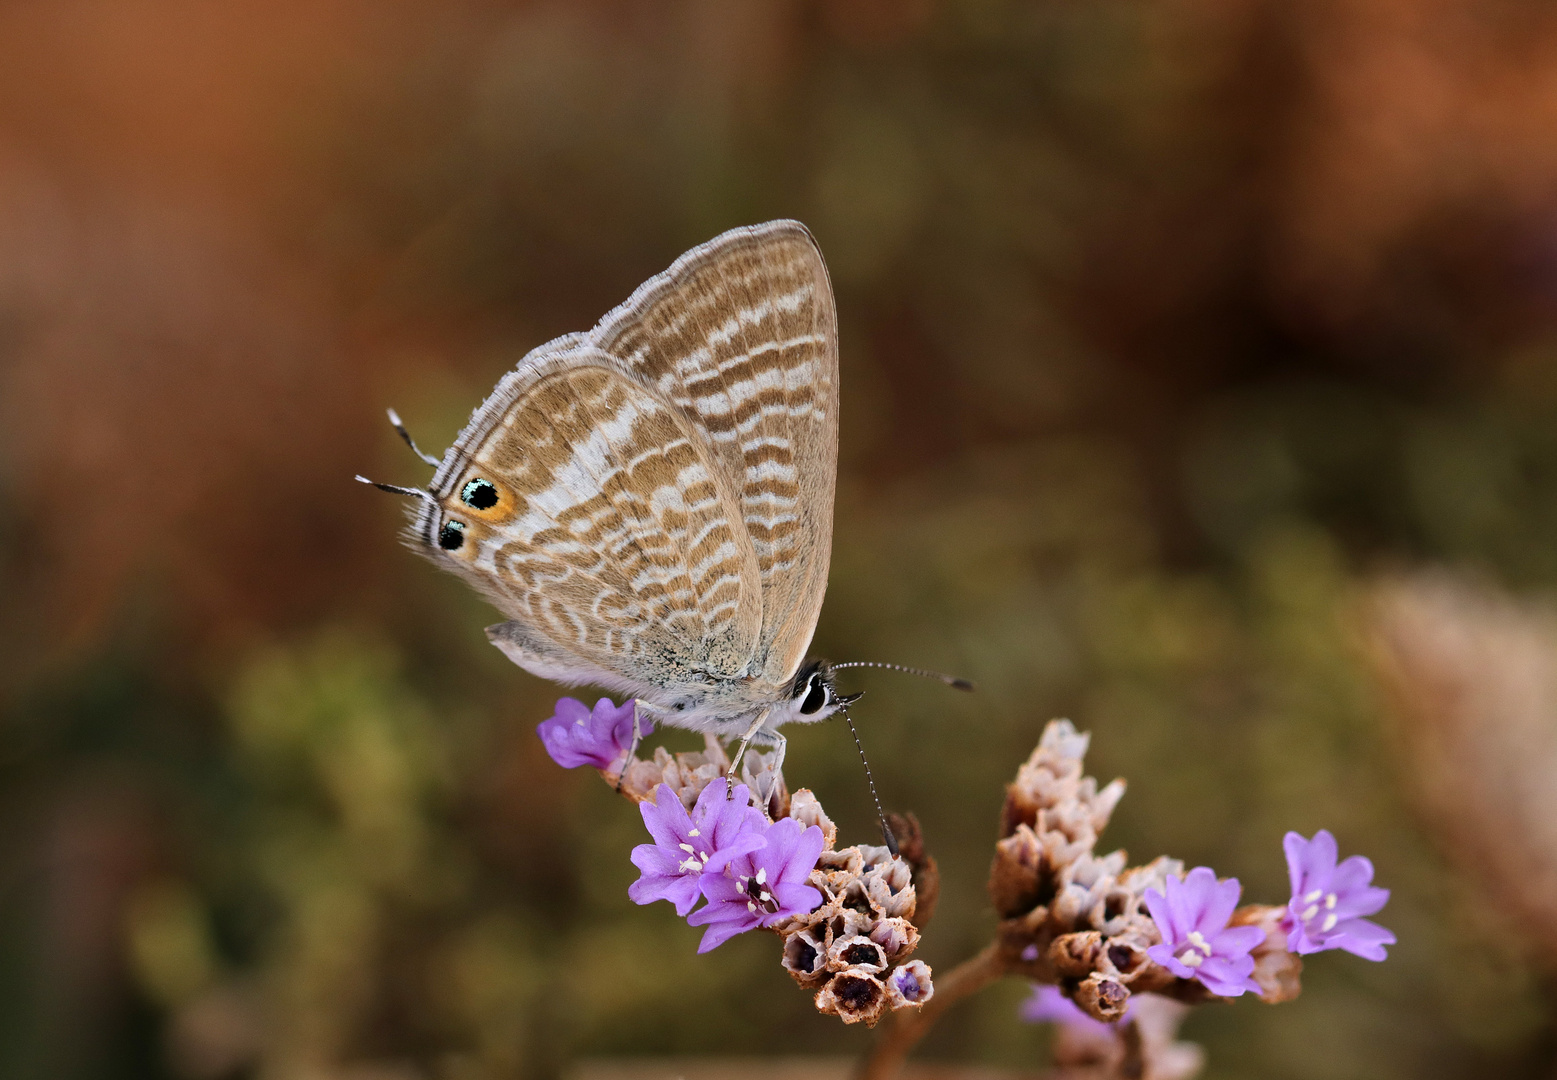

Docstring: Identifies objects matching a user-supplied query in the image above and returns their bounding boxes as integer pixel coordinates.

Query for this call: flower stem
[856,942,1009,1080]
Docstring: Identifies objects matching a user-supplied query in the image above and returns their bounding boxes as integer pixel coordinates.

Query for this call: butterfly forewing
[591,221,839,684]
[427,356,764,690]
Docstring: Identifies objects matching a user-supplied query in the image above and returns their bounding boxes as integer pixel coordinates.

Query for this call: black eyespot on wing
[460,479,499,510]
[799,678,828,715]
[438,521,466,550]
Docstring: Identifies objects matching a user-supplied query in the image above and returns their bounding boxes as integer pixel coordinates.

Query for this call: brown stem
[856,942,1010,1080]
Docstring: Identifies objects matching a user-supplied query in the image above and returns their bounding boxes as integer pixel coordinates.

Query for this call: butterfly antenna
[386,408,441,467]
[354,475,437,505]
[839,705,898,857]
[831,661,976,692]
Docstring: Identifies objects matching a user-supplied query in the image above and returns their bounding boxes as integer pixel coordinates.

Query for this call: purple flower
[627,780,767,916]
[536,697,648,770]
[1282,830,1395,960]
[1021,985,1119,1034]
[1144,867,1264,997]
[886,961,934,1007]
[687,816,825,953]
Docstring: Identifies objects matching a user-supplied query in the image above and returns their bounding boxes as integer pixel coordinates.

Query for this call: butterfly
[362,221,865,780]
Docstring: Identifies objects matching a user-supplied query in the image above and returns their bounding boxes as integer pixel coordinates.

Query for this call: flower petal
[1146,942,1194,979]
[700,831,766,877]
[1196,953,1260,997]
[692,914,757,953]
[777,823,826,885]
[1143,887,1178,944]
[628,873,703,916]
[1334,883,1390,921]
[768,881,823,921]
[627,843,680,877]
[640,785,693,850]
[1329,917,1396,960]
[1195,874,1242,935]
[697,873,746,905]
[1210,924,1264,956]
[1329,853,1377,897]
[1287,922,1325,955]
[1282,831,1309,897]
[692,777,733,818]
[1299,830,1339,890]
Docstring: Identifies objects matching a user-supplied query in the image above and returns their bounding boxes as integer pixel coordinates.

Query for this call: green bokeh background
[2,1,1555,1076]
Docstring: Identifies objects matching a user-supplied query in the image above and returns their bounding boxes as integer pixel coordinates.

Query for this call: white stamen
[1324,893,1337,910]
[1304,889,1324,903]
[1178,930,1213,968]
[1302,904,1320,922]
[1321,913,1338,932]
[688,828,700,837]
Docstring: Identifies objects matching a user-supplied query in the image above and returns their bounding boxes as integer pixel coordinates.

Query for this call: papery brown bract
[773,835,930,1027]
[815,970,889,1026]
[616,734,732,807]
[992,721,1293,1021]
[1230,905,1305,1004]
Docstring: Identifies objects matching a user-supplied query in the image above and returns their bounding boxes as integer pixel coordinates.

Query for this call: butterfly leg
[726,709,771,795]
[615,700,665,793]
[733,730,789,815]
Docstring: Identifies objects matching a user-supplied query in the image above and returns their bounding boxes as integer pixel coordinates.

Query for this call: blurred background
[4,0,1557,1076]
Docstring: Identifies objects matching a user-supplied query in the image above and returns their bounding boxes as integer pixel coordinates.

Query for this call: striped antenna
[354,475,436,505]
[387,408,441,467]
[838,705,898,857]
[831,661,975,692]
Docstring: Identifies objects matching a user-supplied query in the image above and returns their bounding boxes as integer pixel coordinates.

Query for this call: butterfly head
[778,659,860,726]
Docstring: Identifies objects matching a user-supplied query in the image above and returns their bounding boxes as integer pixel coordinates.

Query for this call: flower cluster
[537,695,935,1028]
[993,720,1393,1024]
[630,778,827,951]
[772,797,934,1026]
[537,697,1396,1070]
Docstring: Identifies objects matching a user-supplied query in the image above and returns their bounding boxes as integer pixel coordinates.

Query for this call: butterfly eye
[799,677,828,715]
[438,520,466,551]
[460,479,499,510]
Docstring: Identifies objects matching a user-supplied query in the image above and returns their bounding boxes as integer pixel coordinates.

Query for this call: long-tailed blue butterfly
[360,221,967,831]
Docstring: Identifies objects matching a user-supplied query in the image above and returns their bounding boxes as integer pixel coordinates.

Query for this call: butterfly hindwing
[590,221,839,685]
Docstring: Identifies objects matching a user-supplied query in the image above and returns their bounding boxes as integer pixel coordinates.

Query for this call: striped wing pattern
[592,222,838,683]
[442,361,763,688]
[417,221,836,698]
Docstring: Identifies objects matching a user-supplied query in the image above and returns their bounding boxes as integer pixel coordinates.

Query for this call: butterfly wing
[416,348,765,698]
[590,221,839,685]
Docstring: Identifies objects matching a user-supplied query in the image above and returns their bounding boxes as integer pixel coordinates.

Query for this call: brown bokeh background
[5,1,1557,1077]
